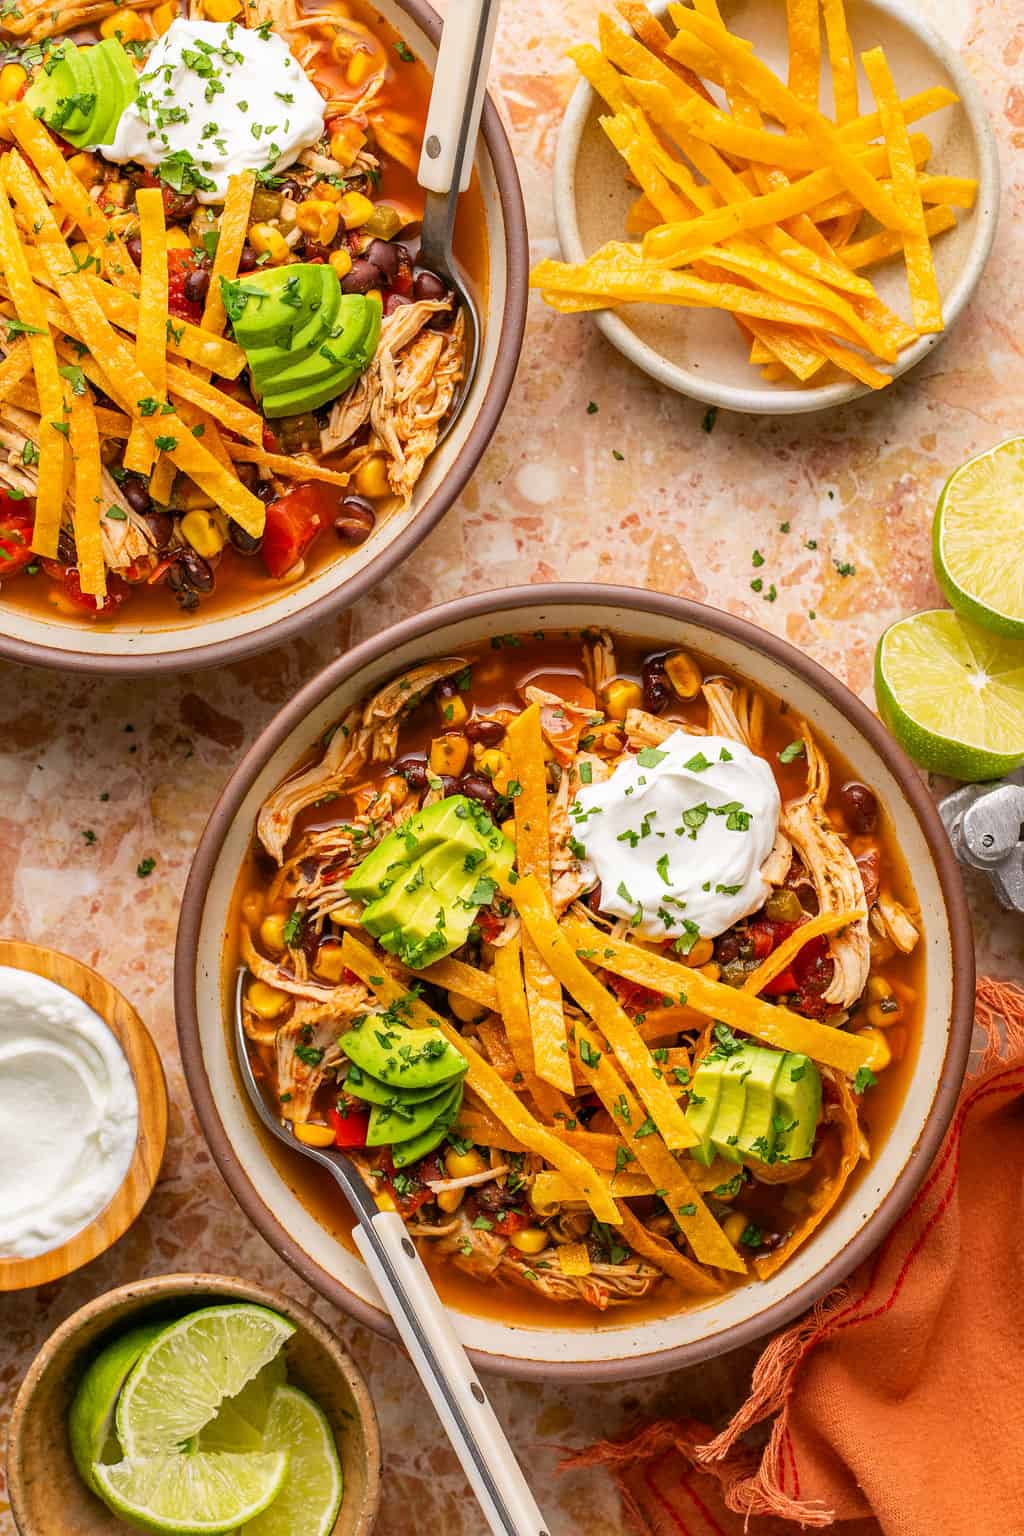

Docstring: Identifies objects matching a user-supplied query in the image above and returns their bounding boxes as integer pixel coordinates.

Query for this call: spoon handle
[351,1210,549,1536]
[418,0,501,195]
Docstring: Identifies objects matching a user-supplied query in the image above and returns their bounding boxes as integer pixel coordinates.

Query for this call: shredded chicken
[522,685,598,766]
[275,1013,344,1123]
[623,707,702,748]
[701,679,794,889]
[500,1254,661,1310]
[872,890,920,954]
[582,629,617,698]
[781,728,870,1007]
[437,1208,509,1278]
[241,926,368,1008]
[549,757,604,915]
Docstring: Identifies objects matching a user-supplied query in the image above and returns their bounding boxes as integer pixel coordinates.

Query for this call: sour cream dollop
[572,731,781,943]
[100,19,327,203]
[0,966,138,1260]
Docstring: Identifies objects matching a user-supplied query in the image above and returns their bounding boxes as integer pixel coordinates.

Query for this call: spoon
[416,0,501,439]
[233,971,549,1536]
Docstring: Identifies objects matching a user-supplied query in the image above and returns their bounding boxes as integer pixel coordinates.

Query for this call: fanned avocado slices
[24,38,138,148]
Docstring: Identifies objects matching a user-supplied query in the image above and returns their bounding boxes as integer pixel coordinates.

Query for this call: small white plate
[553,0,1000,414]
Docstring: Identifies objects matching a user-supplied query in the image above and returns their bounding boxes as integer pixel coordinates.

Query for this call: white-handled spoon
[233,971,549,1536]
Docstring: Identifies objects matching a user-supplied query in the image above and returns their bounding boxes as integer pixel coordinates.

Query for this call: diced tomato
[606,972,664,1017]
[262,424,280,453]
[475,908,505,943]
[0,497,36,576]
[42,562,129,616]
[166,248,206,324]
[329,1103,370,1149]
[748,921,777,960]
[261,482,341,579]
[491,1209,531,1235]
[762,969,797,997]
[373,1153,440,1216]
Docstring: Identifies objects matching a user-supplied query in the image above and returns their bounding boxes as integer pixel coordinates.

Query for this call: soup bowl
[175,584,973,1381]
[0,0,527,676]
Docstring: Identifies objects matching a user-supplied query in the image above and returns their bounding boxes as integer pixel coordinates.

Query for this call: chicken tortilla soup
[233,630,923,1325]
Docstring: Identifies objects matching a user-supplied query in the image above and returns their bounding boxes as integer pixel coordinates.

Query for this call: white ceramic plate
[553,0,1000,414]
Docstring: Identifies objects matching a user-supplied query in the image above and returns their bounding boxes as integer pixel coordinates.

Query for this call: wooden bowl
[6,1273,381,1536]
[0,940,167,1292]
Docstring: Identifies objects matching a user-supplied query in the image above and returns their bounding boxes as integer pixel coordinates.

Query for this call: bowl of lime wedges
[6,1273,380,1536]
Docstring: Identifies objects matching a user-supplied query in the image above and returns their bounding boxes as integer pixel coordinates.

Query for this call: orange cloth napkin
[569,979,1024,1535]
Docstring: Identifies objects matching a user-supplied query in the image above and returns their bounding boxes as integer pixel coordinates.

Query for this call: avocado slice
[259,296,382,419]
[710,1055,751,1165]
[342,1062,447,1107]
[734,1046,786,1164]
[247,266,339,383]
[773,1053,822,1162]
[24,43,95,142]
[392,1081,465,1169]
[685,1061,725,1166]
[368,828,514,968]
[84,39,138,145]
[345,797,493,903]
[338,1021,468,1092]
[222,264,327,351]
[366,1080,460,1148]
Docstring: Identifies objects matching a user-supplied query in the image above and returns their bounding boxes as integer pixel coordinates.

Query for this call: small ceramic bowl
[553,0,1000,413]
[0,940,167,1292]
[175,583,974,1383]
[6,1272,381,1536]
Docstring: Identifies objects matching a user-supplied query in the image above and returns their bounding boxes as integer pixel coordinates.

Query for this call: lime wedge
[875,609,1024,779]
[68,1323,163,1492]
[241,1384,343,1536]
[199,1357,288,1455]
[92,1450,288,1535]
[934,437,1024,635]
[116,1305,295,1457]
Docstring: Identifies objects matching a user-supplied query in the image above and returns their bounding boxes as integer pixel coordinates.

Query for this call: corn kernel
[500,818,515,839]
[478,748,511,781]
[314,941,349,982]
[339,190,375,229]
[241,889,264,926]
[247,980,289,1020]
[353,454,391,500]
[181,509,227,560]
[0,64,27,104]
[102,179,130,209]
[382,773,409,808]
[439,693,468,728]
[722,1211,749,1246]
[345,49,376,87]
[366,288,383,307]
[604,678,643,720]
[164,227,193,251]
[445,1147,486,1179]
[436,1188,464,1214]
[152,0,178,33]
[248,222,290,263]
[866,975,893,1003]
[854,1026,892,1071]
[449,991,485,1024]
[664,649,703,700]
[329,246,353,279]
[510,1227,550,1256]
[203,0,242,18]
[259,912,288,954]
[100,9,148,40]
[330,122,366,169]
[295,198,340,245]
[687,937,714,967]
[67,152,102,188]
[429,733,470,777]
[375,1190,397,1212]
[294,1121,335,1147]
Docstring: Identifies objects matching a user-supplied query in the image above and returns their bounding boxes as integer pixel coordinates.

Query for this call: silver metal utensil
[939,772,1024,912]
[233,971,548,1536]
[416,0,501,439]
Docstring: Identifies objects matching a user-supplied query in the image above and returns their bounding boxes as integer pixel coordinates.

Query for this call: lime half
[92,1450,288,1535]
[68,1323,163,1492]
[117,1305,295,1457]
[242,1384,344,1536]
[934,437,1024,635]
[199,1357,288,1455]
[876,609,1024,780]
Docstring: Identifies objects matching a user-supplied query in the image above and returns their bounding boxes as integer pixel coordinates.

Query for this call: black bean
[142,511,174,549]
[237,245,258,273]
[229,521,263,555]
[413,269,447,303]
[465,716,505,748]
[437,774,460,798]
[172,546,215,593]
[183,267,211,306]
[174,586,200,610]
[57,528,77,565]
[341,257,384,295]
[642,657,671,714]
[458,774,500,815]
[122,476,152,516]
[399,757,429,790]
[126,235,143,268]
[364,239,401,282]
[838,781,878,834]
[333,496,375,544]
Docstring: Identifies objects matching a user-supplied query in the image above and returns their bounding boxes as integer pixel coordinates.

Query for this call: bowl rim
[174,582,975,1382]
[552,0,1001,415]
[0,0,530,678]
[6,1271,382,1536]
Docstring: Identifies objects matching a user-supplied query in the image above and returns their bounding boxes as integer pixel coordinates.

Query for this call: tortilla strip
[0,173,66,558]
[841,205,958,272]
[340,933,620,1222]
[491,935,536,1078]
[226,444,351,488]
[0,339,33,403]
[456,1102,627,1174]
[532,1169,655,1207]
[562,916,874,1076]
[805,333,891,390]
[569,42,629,112]
[512,873,696,1150]
[616,1200,725,1293]
[8,104,139,292]
[571,1011,745,1272]
[821,0,858,123]
[786,0,820,107]
[5,153,265,539]
[862,46,943,334]
[419,955,498,1011]
[505,704,573,1093]
[124,188,168,476]
[744,908,867,994]
[202,170,256,340]
[67,383,106,598]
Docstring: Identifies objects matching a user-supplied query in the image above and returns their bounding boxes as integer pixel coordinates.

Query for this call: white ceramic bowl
[0,0,528,675]
[553,0,1000,414]
[175,585,974,1382]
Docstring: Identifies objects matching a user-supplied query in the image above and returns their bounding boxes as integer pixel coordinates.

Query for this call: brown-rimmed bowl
[0,0,527,677]
[6,1272,381,1536]
[174,584,974,1382]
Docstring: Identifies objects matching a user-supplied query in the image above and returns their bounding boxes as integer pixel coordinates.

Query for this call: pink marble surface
[2,0,1023,1531]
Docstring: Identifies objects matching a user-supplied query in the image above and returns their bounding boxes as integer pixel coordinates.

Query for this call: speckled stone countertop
[1,1,1022,1531]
